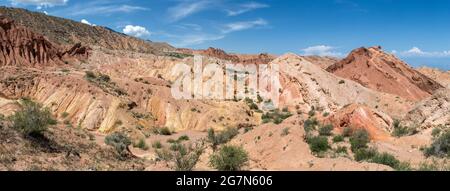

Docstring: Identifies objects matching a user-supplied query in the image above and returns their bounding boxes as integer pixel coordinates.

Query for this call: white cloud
[155,30,224,47]
[222,18,268,33]
[10,0,68,8]
[123,25,151,38]
[226,2,269,16]
[53,2,148,16]
[167,0,212,22]
[301,45,343,57]
[393,47,450,57]
[80,19,95,26]
[175,34,225,47]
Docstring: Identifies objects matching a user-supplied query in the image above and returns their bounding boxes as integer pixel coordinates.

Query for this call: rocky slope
[231,116,391,170]
[323,104,393,140]
[403,89,450,129]
[0,17,89,67]
[327,46,443,101]
[0,119,145,171]
[178,47,275,65]
[417,67,450,88]
[272,53,413,118]
[0,6,173,54]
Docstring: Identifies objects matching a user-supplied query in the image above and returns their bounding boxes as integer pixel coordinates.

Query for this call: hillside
[327,46,443,101]
[417,67,450,88]
[0,6,174,54]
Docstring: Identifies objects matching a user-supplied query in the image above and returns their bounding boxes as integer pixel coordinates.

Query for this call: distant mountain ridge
[327,46,443,101]
[0,6,174,54]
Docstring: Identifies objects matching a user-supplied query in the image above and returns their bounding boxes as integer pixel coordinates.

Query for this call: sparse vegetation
[209,145,249,171]
[431,127,442,138]
[335,146,348,154]
[319,124,333,136]
[166,52,193,59]
[154,127,172,136]
[303,117,319,133]
[392,119,416,137]
[152,141,162,149]
[281,127,290,137]
[354,147,410,171]
[333,135,344,143]
[350,129,370,152]
[342,127,353,137]
[207,128,239,150]
[307,136,330,154]
[178,135,190,142]
[173,142,205,171]
[134,139,149,151]
[84,71,127,96]
[61,112,69,118]
[338,80,345,84]
[244,97,259,110]
[423,131,450,158]
[354,148,378,161]
[9,99,57,137]
[105,132,132,159]
[261,109,292,125]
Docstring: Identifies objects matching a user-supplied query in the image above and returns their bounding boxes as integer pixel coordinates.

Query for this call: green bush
[319,124,333,136]
[159,127,172,136]
[371,152,400,168]
[61,112,69,118]
[335,146,348,154]
[307,136,330,153]
[261,109,292,125]
[85,71,96,80]
[209,145,248,171]
[0,114,4,128]
[424,131,450,158]
[134,139,149,151]
[350,129,370,152]
[333,135,344,143]
[281,127,290,137]
[392,119,415,137]
[152,141,162,149]
[354,148,378,162]
[105,132,132,158]
[174,142,205,171]
[244,98,259,110]
[207,128,239,149]
[303,118,319,133]
[354,148,408,170]
[178,135,190,142]
[431,128,442,138]
[9,99,56,137]
[342,127,353,137]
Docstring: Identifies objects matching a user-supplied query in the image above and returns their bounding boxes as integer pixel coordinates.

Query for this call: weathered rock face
[403,89,450,129]
[327,46,443,101]
[0,17,89,67]
[0,6,174,54]
[417,67,450,89]
[271,53,413,118]
[323,104,393,140]
[0,17,63,66]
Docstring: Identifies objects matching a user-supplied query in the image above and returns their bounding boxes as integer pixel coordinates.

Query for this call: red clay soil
[326,46,442,101]
[323,104,393,141]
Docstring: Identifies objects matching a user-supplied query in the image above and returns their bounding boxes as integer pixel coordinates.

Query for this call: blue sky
[1,0,449,70]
